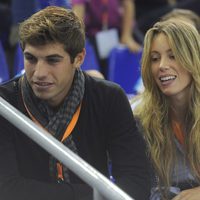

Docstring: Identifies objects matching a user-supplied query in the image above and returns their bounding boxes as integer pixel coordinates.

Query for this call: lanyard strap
[101,0,108,29]
[57,103,82,182]
[61,103,81,142]
[22,95,82,182]
[23,99,82,139]
[172,121,184,145]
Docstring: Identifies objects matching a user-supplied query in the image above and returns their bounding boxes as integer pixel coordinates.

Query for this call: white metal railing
[0,97,134,200]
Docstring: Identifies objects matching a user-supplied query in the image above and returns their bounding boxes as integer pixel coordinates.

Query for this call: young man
[0,6,150,200]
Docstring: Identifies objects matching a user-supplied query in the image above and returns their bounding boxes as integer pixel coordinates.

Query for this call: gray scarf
[21,69,85,183]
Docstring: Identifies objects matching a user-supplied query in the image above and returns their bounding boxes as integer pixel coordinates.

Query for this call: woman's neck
[169,97,188,124]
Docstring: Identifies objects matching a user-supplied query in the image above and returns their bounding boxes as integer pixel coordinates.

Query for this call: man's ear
[74,48,86,69]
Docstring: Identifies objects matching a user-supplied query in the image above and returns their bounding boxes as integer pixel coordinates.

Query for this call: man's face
[24,42,84,107]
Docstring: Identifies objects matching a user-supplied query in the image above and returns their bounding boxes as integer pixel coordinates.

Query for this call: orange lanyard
[22,96,82,181]
[57,103,82,181]
[172,121,184,145]
[23,100,81,139]
[61,103,81,142]
[102,0,108,29]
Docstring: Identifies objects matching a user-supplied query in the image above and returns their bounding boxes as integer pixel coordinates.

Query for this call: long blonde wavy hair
[133,20,200,192]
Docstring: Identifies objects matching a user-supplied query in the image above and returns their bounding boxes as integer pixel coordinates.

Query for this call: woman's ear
[74,48,86,69]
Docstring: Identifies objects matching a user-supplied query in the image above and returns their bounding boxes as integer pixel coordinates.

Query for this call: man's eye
[25,55,37,63]
[47,58,60,64]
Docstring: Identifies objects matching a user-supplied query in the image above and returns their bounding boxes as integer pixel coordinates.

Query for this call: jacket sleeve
[0,116,92,200]
[106,86,151,200]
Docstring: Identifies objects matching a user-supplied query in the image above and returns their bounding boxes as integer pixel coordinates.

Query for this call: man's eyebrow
[23,52,64,59]
[24,51,33,56]
[46,54,64,59]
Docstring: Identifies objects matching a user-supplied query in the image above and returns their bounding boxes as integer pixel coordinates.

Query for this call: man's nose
[34,60,48,79]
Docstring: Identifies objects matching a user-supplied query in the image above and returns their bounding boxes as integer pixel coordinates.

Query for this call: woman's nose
[159,58,170,71]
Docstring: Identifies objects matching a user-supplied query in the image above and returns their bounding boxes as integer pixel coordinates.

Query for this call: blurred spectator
[35,0,71,10]
[0,0,11,48]
[72,0,142,77]
[134,0,176,35]
[6,0,37,77]
[161,8,200,33]
[9,0,36,47]
[178,0,200,16]
[134,0,200,35]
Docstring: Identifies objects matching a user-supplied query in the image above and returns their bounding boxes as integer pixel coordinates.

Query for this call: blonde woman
[132,20,200,200]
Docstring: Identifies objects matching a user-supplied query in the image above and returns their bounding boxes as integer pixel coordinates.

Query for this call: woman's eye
[169,54,175,60]
[151,56,159,62]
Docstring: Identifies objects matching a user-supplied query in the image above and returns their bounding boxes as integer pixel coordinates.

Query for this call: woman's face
[150,33,192,99]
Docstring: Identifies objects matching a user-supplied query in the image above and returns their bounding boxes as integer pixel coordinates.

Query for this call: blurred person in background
[72,0,142,77]
[161,8,200,33]
[134,0,200,35]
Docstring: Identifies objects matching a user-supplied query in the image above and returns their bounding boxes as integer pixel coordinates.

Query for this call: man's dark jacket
[0,74,151,200]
